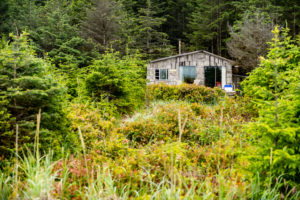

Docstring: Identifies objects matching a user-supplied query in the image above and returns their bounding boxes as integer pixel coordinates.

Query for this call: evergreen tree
[186,0,233,56]
[134,0,172,58]
[85,52,146,113]
[274,0,300,37]
[32,0,99,97]
[232,0,300,37]
[242,27,300,186]
[161,0,191,48]
[232,0,283,25]
[0,0,10,34]
[82,0,122,50]
[0,32,73,158]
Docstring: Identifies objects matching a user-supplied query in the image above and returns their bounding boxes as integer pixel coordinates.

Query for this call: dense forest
[1,0,299,63]
[0,0,299,199]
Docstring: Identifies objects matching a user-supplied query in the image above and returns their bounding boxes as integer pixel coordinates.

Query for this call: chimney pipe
[178,39,181,54]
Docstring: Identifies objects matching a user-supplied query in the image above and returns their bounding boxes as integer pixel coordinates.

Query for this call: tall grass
[0,173,12,200]
[21,150,57,199]
[1,150,299,199]
[1,102,299,199]
[83,167,130,200]
[250,174,300,200]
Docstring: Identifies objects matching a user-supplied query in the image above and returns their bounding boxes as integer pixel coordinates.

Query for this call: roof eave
[149,50,235,64]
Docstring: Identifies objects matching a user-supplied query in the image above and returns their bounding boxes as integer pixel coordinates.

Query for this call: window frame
[155,69,168,80]
[179,61,186,66]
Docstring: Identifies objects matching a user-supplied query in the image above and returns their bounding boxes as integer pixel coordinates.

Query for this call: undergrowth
[1,97,298,199]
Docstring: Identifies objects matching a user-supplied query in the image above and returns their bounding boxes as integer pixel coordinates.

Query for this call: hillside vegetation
[0,0,300,199]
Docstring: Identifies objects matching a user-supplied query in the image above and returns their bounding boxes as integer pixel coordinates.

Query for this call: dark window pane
[155,69,159,80]
[179,61,185,66]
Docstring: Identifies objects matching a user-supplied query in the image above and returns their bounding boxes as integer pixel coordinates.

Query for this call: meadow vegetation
[0,27,299,199]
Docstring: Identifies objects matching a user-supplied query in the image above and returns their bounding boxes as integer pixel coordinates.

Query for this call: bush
[146,83,225,104]
[85,52,146,114]
[66,103,115,152]
[118,100,249,147]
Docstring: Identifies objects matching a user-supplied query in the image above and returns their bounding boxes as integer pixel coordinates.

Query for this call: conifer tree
[242,27,300,186]
[186,0,233,55]
[82,0,122,50]
[85,52,146,113]
[134,0,172,58]
[0,32,72,158]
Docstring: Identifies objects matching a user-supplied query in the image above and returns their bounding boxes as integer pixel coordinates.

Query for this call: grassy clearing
[0,98,299,199]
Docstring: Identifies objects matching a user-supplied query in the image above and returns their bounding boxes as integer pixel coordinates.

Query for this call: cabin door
[180,66,196,84]
[204,66,222,88]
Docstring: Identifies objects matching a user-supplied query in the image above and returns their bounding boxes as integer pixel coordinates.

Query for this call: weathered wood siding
[147,51,233,87]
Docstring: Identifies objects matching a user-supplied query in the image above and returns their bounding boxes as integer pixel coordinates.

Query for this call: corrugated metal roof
[150,50,235,64]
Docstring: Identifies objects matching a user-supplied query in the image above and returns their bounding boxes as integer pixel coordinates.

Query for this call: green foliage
[1,0,99,98]
[0,97,12,148]
[119,99,247,147]
[242,27,300,101]
[61,99,252,198]
[0,0,10,34]
[82,0,123,50]
[242,27,300,187]
[134,0,172,58]
[0,32,73,158]
[1,0,300,198]
[85,52,146,113]
[1,0,299,61]
[33,0,99,81]
[186,0,233,55]
[66,103,115,151]
[1,98,299,199]
[0,172,12,200]
[21,150,57,199]
[146,83,225,104]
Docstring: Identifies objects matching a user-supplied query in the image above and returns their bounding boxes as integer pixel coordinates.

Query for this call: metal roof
[150,50,235,64]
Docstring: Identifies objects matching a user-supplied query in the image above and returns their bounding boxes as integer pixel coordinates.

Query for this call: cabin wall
[147,52,233,87]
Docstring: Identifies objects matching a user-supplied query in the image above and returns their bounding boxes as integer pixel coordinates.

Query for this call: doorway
[205,66,221,87]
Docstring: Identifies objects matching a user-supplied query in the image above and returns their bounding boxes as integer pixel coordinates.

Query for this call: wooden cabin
[147,50,235,89]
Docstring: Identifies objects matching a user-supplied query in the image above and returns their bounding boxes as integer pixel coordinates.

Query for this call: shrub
[66,103,115,152]
[118,100,248,147]
[146,83,225,104]
[85,52,146,114]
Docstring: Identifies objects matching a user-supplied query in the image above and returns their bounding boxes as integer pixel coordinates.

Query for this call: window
[160,69,168,80]
[155,69,168,80]
[179,61,186,66]
[180,66,196,84]
[155,69,160,79]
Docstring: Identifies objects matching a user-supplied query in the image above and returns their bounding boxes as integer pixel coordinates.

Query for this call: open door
[205,66,221,88]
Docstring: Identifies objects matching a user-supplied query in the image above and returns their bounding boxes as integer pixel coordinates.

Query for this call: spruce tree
[82,0,122,49]
[0,32,72,158]
[134,0,172,58]
[186,0,233,55]
[242,27,300,186]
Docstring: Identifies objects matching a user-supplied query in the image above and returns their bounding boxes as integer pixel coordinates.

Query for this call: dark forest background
[1,0,299,67]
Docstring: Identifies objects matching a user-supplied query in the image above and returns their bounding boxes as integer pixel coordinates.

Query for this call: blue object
[224,84,234,92]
